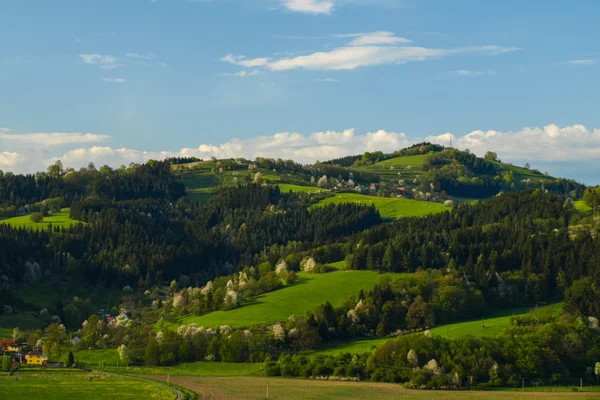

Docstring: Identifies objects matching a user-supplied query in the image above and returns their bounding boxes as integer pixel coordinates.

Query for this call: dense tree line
[0,160,185,210]
[266,314,600,388]
[0,184,381,289]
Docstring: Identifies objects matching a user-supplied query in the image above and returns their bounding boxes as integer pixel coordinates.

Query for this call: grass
[107,362,262,376]
[173,270,404,329]
[312,193,449,220]
[277,183,325,194]
[310,303,564,356]
[574,200,592,213]
[0,372,175,399]
[146,376,597,399]
[0,209,78,230]
[74,348,120,366]
[373,154,428,168]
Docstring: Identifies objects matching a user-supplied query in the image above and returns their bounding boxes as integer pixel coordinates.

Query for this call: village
[0,339,47,367]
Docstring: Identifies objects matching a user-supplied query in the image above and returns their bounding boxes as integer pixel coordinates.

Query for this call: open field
[108,362,262,376]
[0,209,78,230]
[310,302,564,356]
[373,154,428,168]
[312,193,449,219]
[277,183,326,193]
[173,270,403,329]
[146,375,600,399]
[0,372,176,399]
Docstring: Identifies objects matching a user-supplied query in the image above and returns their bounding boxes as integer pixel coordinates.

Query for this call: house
[24,350,48,366]
[0,340,22,353]
[71,335,81,346]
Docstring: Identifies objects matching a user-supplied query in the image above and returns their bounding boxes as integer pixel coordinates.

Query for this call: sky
[1,0,599,184]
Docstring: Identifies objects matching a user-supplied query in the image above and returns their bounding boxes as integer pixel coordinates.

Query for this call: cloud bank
[2,124,600,184]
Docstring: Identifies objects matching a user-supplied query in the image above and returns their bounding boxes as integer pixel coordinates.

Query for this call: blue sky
[1,0,599,183]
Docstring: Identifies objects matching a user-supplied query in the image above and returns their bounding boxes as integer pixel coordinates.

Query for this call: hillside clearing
[373,154,428,168]
[0,209,78,229]
[312,193,449,219]
[172,270,404,329]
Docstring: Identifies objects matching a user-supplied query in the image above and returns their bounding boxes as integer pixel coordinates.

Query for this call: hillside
[0,150,598,393]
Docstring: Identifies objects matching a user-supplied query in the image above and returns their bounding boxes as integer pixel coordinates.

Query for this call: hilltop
[172,143,584,217]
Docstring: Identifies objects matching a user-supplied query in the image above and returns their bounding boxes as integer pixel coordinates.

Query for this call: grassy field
[373,154,428,168]
[310,302,564,356]
[173,270,403,329]
[0,209,78,230]
[312,193,449,220]
[277,183,326,193]
[74,348,120,366]
[147,375,599,399]
[0,372,176,399]
[108,362,263,376]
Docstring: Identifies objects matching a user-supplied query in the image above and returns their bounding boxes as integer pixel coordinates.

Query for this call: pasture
[312,193,449,219]
[0,209,78,230]
[277,183,325,193]
[173,270,403,329]
[0,372,176,399]
[146,375,599,399]
[373,154,428,168]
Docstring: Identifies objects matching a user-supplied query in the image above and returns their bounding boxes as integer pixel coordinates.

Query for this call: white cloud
[80,54,120,69]
[456,69,496,76]
[346,31,412,46]
[426,123,600,163]
[234,70,260,77]
[315,77,339,82]
[0,152,21,169]
[567,59,596,65]
[102,78,127,83]
[222,33,519,72]
[283,0,335,14]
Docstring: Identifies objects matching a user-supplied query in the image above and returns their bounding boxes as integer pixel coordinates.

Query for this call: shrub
[30,212,44,223]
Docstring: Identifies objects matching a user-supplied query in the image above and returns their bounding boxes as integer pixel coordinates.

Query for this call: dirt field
[141,376,600,400]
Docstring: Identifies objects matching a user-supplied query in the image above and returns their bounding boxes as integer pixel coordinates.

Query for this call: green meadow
[277,183,326,193]
[173,270,404,329]
[373,154,428,168]
[313,193,449,219]
[0,372,176,399]
[0,209,78,230]
[106,362,262,376]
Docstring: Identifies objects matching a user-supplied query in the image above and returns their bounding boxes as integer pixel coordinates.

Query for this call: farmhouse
[0,339,23,353]
[24,350,49,366]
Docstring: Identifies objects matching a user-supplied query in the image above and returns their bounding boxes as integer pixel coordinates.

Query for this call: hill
[172,268,404,330]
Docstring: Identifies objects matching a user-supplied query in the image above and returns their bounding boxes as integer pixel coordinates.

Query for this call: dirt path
[138,375,600,400]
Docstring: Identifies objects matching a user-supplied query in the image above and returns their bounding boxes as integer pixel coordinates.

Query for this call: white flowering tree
[272,323,286,342]
[317,175,329,188]
[407,349,418,367]
[118,344,130,366]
